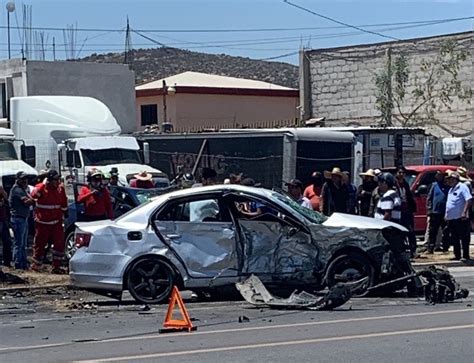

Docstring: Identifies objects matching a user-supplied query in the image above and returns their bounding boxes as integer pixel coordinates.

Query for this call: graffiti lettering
[170,153,229,175]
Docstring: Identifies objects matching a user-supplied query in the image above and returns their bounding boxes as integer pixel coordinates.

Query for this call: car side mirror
[20,145,36,167]
[415,185,429,196]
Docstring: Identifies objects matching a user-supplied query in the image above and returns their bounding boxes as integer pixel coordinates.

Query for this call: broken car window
[271,191,327,224]
[157,198,223,223]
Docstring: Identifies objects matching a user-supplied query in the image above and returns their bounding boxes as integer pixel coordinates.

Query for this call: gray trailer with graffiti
[136,128,355,188]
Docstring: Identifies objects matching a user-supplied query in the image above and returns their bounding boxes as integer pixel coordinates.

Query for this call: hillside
[80,47,299,88]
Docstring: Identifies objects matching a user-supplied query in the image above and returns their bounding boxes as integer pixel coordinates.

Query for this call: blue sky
[2,0,472,64]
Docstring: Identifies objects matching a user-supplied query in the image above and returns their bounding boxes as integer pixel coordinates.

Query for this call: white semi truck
[0,127,38,192]
[9,96,169,186]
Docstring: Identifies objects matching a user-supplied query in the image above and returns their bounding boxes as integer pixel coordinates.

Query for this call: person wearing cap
[374,173,402,224]
[425,170,449,253]
[395,166,417,255]
[77,169,114,222]
[285,179,312,209]
[109,167,120,187]
[8,171,35,270]
[445,171,472,261]
[357,169,378,217]
[130,170,154,189]
[30,170,68,273]
[303,171,324,212]
[320,167,348,216]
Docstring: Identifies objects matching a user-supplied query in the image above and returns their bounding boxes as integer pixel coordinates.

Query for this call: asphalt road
[1,266,473,363]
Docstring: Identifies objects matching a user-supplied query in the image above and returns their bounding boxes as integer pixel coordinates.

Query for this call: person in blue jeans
[8,171,35,270]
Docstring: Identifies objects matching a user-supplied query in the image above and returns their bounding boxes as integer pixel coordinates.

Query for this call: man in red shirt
[77,170,113,221]
[303,171,324,212]
[31,170,68,273]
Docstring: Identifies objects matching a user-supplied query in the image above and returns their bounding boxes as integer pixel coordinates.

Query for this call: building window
[141,104,158,126]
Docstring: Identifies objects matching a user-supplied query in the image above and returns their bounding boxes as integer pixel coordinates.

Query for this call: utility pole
[53,36,56,61]
[124,17,133,68]
[162,80,168,128]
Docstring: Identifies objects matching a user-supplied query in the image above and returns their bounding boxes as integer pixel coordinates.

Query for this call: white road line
[94,307,474,343]
[1,307,471,354]
[76,324,474,362]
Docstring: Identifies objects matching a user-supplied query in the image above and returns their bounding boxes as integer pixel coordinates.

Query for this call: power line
[259,51,299,61]
[0,16,470,33]
[283,0,401,41]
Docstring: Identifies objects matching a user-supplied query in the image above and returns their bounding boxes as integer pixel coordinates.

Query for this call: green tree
[374,40,472,127]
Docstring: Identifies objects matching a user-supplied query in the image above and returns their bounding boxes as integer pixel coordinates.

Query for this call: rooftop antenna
[6,2,15,59]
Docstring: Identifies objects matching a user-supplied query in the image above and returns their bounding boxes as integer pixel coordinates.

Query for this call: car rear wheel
[326,253,375,297]
[127,257,175,304]
[65,229,77,261]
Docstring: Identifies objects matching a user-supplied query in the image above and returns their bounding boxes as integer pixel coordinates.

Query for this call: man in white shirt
[374,173,402,224]
[445,171,472,261]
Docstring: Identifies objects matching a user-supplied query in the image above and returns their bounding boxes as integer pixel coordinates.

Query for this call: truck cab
[60,136,169,187]
[0,127,37,193]
[8,96,169,187]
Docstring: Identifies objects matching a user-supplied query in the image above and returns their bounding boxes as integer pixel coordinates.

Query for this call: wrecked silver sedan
[69,185,415,304]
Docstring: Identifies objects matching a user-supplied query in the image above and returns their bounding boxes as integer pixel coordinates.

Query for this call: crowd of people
[0,164,472,274]
[300,165,472,261]
[0,167,161,273]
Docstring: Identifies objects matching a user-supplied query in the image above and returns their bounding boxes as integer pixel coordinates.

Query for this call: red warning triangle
[162,286,194,332]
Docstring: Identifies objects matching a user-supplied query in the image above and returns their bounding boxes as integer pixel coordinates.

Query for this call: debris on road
[238,315,250,323]
[419,265,469,304]
[236,275,355,310]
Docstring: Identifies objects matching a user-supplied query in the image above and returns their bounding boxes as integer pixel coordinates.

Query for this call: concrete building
[135,71,299,132]
[0,59,136,133]
[299,31,473,137]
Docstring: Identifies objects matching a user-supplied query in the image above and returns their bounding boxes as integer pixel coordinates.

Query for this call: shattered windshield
[135,189,164,204]
[271,191,327,224]
[81,148,141,166]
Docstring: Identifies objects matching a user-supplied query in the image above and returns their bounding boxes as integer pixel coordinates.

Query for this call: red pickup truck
[383,165,472,234]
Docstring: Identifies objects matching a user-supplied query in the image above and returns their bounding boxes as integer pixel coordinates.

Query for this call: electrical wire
[0,16,470,33]
[283,0,401,41]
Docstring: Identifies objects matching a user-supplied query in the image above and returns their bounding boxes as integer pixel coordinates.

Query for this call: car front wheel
[127,257,175,304]
[326,253,375,297]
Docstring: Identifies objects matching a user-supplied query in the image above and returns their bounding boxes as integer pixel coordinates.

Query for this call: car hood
[322,213,408,232]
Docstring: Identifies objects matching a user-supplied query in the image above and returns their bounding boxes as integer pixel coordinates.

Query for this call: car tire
[326,253,375,297]
[65,229,77,261]
[127,257,175,304]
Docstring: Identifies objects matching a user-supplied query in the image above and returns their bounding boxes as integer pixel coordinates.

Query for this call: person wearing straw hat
[130,170,154,189]
[445,171,472,261]
[357,169,378,217]
[320,167,348,216]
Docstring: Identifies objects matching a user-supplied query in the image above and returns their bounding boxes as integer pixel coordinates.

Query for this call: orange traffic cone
[159,286,197,333]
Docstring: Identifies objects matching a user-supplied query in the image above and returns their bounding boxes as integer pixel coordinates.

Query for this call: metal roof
[136,71,295,91]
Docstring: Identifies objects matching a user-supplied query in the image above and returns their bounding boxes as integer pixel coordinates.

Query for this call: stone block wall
[300,32,473,137]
